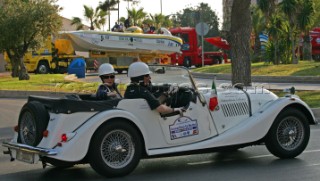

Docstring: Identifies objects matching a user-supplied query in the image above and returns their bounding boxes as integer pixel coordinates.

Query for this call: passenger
[96,63,122,100]
[124,62,184,114]
[111,22,120,32]
[124,16,131,29]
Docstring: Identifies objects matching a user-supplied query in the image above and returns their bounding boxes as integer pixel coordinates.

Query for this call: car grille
[220,102,249,117]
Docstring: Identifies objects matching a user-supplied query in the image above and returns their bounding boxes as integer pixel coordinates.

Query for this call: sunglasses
[102,75,115,79]
[144,74,150,77]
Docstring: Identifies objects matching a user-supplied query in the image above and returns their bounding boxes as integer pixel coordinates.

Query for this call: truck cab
[169,27,226,67]
[4,36,83,74]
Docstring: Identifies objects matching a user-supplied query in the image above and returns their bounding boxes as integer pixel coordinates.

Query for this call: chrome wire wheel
[276,116,304,151]
[19,111,36,145]
[265,108,310,159]
[101,130,135,169]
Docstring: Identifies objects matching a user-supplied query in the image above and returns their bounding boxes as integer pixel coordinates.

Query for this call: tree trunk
[253,34,261,62]
[303,34,312,61]
[229,0,252,86]
[290,27,298,64]
[18,57,30,80]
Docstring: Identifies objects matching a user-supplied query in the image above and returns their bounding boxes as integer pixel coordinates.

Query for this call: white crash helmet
[98,63,115,76]
[127,62,151,78]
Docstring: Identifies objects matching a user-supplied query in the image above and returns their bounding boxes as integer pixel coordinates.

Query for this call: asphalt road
[1,99,320,181]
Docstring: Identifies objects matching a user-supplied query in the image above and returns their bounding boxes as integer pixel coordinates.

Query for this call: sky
[56,0,223,28]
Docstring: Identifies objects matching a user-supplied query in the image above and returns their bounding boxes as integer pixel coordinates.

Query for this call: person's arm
[156,104,173,114]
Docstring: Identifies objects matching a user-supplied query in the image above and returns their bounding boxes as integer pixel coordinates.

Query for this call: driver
[124,62,184,114]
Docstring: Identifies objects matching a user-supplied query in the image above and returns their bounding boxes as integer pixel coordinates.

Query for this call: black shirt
[124,84,161,110]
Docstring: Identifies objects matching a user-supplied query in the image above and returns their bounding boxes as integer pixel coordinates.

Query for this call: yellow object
[124,26,143,33]
[3,36,82,74]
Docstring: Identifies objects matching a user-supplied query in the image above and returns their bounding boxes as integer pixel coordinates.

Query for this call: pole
[200,9,204,67]
[118,1,120,23]
[160,0,162,14]
[108,0,110,31]
[201,29,204,67]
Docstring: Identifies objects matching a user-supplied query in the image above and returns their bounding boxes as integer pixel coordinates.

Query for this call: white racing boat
[59,27,183,55]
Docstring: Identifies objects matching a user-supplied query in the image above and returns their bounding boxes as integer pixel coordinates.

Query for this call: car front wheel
[265,108,310,158]
[89,121,142,178]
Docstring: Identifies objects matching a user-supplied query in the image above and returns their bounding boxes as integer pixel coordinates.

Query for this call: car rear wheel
[18,101,49,146]
[265,108,310,158]
[89,121,142,178]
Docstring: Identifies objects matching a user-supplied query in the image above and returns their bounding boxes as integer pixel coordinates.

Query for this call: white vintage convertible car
[2,65,317,178]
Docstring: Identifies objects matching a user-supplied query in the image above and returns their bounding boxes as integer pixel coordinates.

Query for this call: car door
[157,96,217,146]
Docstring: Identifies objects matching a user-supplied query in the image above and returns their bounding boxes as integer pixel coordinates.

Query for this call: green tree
[296,0,314,61]
[127,7,147,26]
[229,0,252,86]
[147,13,165,29]
[312,0,320,26]
[71,5,107,30]
[279,0,298,64]
[0,0,62,80]
[99,0,119,31]
[251,5,266,62]
[174,3,220,51]
[267,13,286,64]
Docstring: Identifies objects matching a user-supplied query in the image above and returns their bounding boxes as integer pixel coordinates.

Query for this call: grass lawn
[193,61,320,76]
[0,74,99,94]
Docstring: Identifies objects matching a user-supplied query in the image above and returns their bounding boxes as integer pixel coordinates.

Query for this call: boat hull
[59,31,182,54]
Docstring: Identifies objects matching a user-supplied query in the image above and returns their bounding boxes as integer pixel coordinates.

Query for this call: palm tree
[71,5,107,30]
[127,7,147,26]
[251,5,266,62]
[279,0,298,64]
[268,14,285,64]
[148,13,165,29]
[229,0,252,86]
[296,0,314,61]
[99,0,119,30]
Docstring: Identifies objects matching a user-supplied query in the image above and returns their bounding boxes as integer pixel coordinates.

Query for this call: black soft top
[28,94,121,114]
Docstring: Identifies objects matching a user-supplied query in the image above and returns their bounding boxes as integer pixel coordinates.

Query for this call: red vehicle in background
[310,27,320,61]
[169,27,229,67]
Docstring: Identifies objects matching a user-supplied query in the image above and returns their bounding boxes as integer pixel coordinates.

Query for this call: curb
[191,72,320,84]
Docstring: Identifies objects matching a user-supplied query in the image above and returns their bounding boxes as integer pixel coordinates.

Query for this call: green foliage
[174,3,220,51]
[127,7,147,26]
[0,74,99,93]
[0,0,62,79]
[72,5,107,30]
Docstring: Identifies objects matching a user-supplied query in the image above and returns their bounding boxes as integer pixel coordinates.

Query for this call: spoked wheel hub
[277,116,304,151]
[101,130,135,169]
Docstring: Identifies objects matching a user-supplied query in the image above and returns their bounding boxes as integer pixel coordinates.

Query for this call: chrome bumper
[2,141,57,156]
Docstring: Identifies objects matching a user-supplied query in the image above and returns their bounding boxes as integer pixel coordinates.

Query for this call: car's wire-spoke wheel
[276,117,304,151]
[101,130,135,169]
[89,121,142,178]
[19,111,37,145]
[265,108,310,158]
[18,101,49,146]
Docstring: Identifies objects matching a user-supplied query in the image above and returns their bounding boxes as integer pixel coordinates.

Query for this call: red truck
[310,27,320,61]
[169,27,228,67]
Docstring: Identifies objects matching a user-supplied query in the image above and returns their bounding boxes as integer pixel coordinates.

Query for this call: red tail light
[61,133,67,142]
[43,130,49,137]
